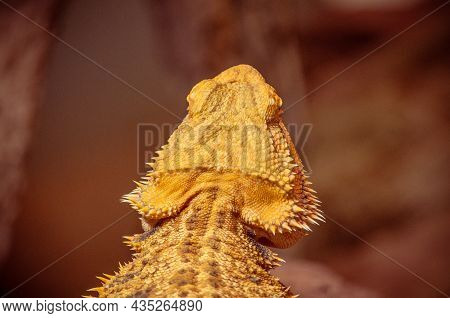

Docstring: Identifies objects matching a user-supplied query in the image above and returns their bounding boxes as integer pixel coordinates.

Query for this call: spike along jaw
[120,130,202,230]
[237,85,324,249]
[121,170,204,230]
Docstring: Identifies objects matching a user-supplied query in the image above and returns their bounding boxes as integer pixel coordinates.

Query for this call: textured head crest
[187,65,280,124]
[123,64,323,248]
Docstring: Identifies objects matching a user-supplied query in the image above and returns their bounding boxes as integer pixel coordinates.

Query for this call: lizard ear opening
[186,79,217,117]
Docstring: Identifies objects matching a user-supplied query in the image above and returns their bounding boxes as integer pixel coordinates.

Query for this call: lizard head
[186,64,281,124]
[123,65,323,248]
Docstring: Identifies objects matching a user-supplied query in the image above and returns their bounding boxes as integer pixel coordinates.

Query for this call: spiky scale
[96,276,109,284]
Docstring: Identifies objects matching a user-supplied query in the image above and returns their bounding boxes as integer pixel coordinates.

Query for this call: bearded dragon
[88,65,323,298]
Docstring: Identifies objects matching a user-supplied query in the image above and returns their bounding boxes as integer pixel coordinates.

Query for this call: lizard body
[89,65,323,297]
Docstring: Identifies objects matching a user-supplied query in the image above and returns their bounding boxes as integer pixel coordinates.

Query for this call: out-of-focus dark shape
[0,0,61,266]
[273,260,378,297]
[146,0,307,119]
[298,2,450,297]
[329,212,450,297]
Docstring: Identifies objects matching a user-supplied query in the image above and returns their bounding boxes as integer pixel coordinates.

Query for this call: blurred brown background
[0,0,449,297]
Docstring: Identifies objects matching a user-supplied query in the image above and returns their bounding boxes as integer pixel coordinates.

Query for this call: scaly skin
[89,65,323,297]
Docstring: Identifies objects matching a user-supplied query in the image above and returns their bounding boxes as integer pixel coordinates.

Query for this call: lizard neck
[99,189,290,297]
[175,188,237,244]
